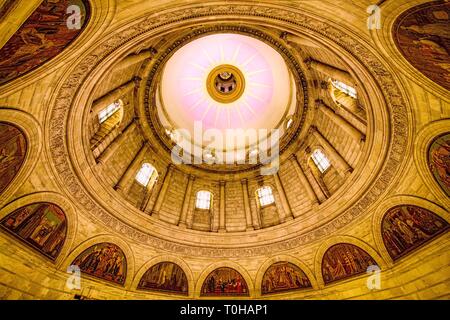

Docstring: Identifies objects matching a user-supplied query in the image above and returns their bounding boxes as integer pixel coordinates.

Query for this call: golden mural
[71,242,127,285]
[137,262,188,295]
[0,122,27,195]
[201,267,249,296]
[322,243,377,284]
[428,133,450,196]
[382,205,449,261]
[0,203,67,260]
[393,1,450,91]
[261,262,312,295]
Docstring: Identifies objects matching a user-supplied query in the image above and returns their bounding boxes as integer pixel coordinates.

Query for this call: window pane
[331,80,357,99]
[311,149,331,173]
[98,101,121,123]
[257,186,275,207]
[196,191,211,210]
[135,163,155,187]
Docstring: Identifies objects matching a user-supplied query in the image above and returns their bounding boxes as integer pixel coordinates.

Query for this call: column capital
[219,180,226,187]
[309,125,318,135]
[240,178,248,185]
[188,174,196,181]
[314,99,325,109]
[133,76,142,85]
[320,81,330,90]
[304,57,313,69]
[289,153,299,162]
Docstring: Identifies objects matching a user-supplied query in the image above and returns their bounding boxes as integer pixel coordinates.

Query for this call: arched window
[135,163,156,187]
[98,101,121,123]
[196,191,212,210]
[331,79,357,99]
[311,149,330,173]
[286,117,293,129]
[256,186,275,207]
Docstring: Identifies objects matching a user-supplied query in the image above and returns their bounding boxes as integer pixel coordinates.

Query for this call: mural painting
[0,203,66,260]
[0,122,27,195]
[393,1,450,91]
[137,262,188,295]
[0,0,90,85]
[382,205,449,260]
[201,267,249,296]
[322,243,378,284]
[428,133,450,196]
[261,262,312,295]
[71,242,127,285]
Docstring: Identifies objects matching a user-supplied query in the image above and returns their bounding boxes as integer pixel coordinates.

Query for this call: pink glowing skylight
[159,33,292,148]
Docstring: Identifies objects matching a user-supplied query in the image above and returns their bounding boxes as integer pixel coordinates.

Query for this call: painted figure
[0,123,27,195]
[72,243,127,285]
[382,205,449,260]
[0,0,89,85]
[394,1,450,90]
[138,262,188,295]
[201,267,249,296]
[0,203,66,260]
[261,262,311,295]
[322,243,377,284]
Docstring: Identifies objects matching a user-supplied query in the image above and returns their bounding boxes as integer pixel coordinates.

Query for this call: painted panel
[0,203,66,260]
[382,205,449,260]
[71,242,127,285]
[322,243,377,284]
[0,0,90,85]
[261,261,311,295]
[201,267,249,296]
[0,122,27,195]
[137,262,188,295]
[428,133,450,196]
[393,1,450,91]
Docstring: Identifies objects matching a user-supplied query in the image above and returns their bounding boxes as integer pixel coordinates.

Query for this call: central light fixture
[206,64,245,104]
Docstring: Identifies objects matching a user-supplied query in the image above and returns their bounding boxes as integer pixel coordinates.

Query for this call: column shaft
[96,120,137,164]
[306,58,354,86]
[311,127,353,177]
[218,181,226,232]
[241,179,254,230]
[317,100,365,142]
[114,143,147,193]
[178,175,195,227]
[151,164,174,216]
[290,155,320,205]
[273,173,294,221]
[91,79,136,114]
[113,49,156,71]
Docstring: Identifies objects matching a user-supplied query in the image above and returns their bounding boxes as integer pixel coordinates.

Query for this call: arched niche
[321,243,379,285]
[0,0,91,86]
[260,261,312,295]
[70,242,127,286]
[428,133,450,197]
[381,205,449,261]
[136,261,189,296]
[392,1,450,92]
[199,267,250,297]
[0,202,67,261]
[0,122,27,195]
[0,108,42,207]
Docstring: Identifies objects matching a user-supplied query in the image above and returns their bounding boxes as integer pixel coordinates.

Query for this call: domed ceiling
[1,0,449,301]
[159,33,294,152]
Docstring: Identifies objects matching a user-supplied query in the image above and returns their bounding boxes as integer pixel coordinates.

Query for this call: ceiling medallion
[206,64,245,104]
